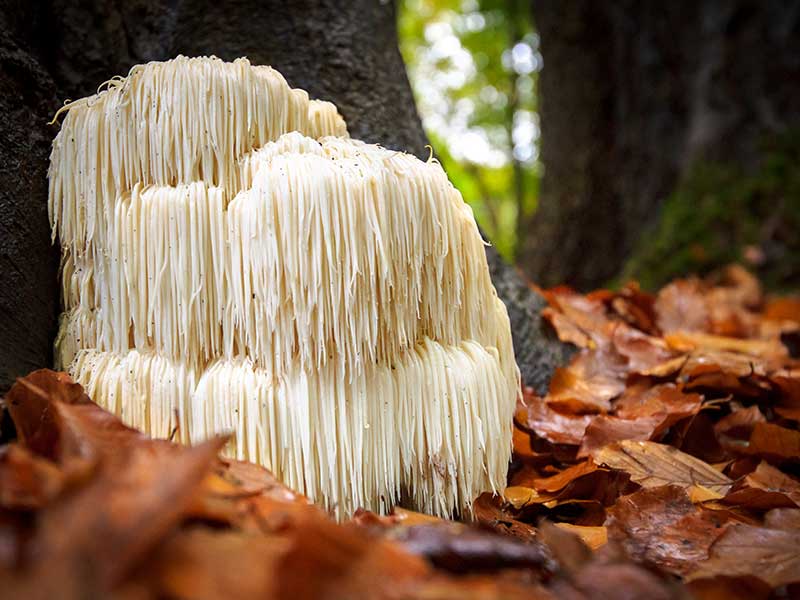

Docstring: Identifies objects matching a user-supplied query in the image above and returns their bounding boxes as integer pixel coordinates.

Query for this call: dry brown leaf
[609,282,659,334]
[686,575,772,600]
[472,493,540,543]
[392,522,557,576]
[688,523,800,588]
[577,415,663,458]
[665,331,788,361]
[614,384,703,423]
[714,405,766,438]
[723,461,800,509]
[606,485,731,576]
[503,486,556,509]
[655,278,711,334]
[547,349,627,414]
[593,440,733,495]
[516,396,592,446]
[745,422,800,461]
[553,523,607,550]
[542,287,611,348]
[764,507,800,529]
[533,460,602,493]
[776,406,800,422]
[542,307,594,348]
[0,444,65,509]
[637,355,689,377]
[611,324,676,373]
[688,485,725,503]
[764,296,800,323]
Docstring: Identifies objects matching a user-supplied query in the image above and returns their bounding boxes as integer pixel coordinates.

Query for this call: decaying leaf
[688,523,800,588]
[723,461,800,509]
[2,264,799,598]
[593,440,733,495]
[547,349,627,413]
[745,422,800,461]
[606,485,731,575]
[516,396,592,446]
[552,523,607,550]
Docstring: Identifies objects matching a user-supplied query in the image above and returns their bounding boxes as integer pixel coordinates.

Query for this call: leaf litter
[1,264,799,598]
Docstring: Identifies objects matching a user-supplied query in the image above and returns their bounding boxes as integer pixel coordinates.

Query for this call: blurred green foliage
[623,133,800,292]
[398,0,539,260]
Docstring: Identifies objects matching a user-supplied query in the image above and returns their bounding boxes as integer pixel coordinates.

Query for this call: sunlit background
[399,0,539,261]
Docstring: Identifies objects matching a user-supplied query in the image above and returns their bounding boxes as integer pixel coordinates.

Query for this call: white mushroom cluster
[49,56,519,518]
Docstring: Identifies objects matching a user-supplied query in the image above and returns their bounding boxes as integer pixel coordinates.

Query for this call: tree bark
[0,0,570,394]
[522,0,800,290]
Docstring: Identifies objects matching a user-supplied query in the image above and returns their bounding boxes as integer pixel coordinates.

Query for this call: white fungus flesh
[49,55,520,519]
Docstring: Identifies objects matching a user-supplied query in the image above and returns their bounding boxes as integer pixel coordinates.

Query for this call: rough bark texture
[522,0,800,290]
[0,0,569,394]
[0,5,61,394]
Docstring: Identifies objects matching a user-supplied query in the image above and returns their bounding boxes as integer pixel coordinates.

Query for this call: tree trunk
[0,0,570,394]
[522,0,800,290]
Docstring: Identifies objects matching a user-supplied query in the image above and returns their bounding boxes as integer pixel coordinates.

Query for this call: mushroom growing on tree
[49,56,520,518]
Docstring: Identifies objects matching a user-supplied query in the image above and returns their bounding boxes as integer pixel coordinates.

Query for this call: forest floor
[1,265,799,599]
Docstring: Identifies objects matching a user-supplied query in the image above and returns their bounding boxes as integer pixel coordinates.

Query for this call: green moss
[622,133,800,291]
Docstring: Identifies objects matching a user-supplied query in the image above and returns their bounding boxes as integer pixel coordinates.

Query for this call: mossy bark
[623,134,800,291]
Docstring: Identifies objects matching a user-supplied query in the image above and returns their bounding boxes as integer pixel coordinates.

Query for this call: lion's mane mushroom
[49,56,520,518]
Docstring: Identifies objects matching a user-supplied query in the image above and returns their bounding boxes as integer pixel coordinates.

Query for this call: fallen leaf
[542,307,594,349]
[593,440,733,495]
[553,523,607,550]
[713,405,766,439]
[536,520,592,575]
[392,507,447,526]
[137,526,288,600]
[547,349,627,413]
[775,406,800,422]
[764,296,800,324]
[609,282,659,334]
[665,411,729,464]
[746,422,800,461]
[533,460,601,493]
[0,445,64,509]
[655,278,710,334]
[392,523,557,576]
[516,397,591,446]
[688,485,725,503]
[35,437,227,594]
[4,370,89,461]
[764,507,800,529]
[503,486,555,509]
[578,415,662,458]
[606,485,730,575]
[688,523,800,588]
[686,575,772,600]
[614,384,703,424]
[665,331,787,362]
[542,287,611,348]
[611,324,676,373]
[551,561,687,600]
[637,355,688,377]
[472,493,539,543]
[723,461,800,509]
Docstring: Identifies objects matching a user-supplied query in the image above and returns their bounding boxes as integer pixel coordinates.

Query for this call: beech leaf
[593,440,733,495]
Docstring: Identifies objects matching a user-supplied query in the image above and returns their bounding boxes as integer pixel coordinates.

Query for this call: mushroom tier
[69,331,516,519]
[56,134,510,379]
[49,56,347,250]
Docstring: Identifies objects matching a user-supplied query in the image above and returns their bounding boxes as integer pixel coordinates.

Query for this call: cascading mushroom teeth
[49,55,520,519]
